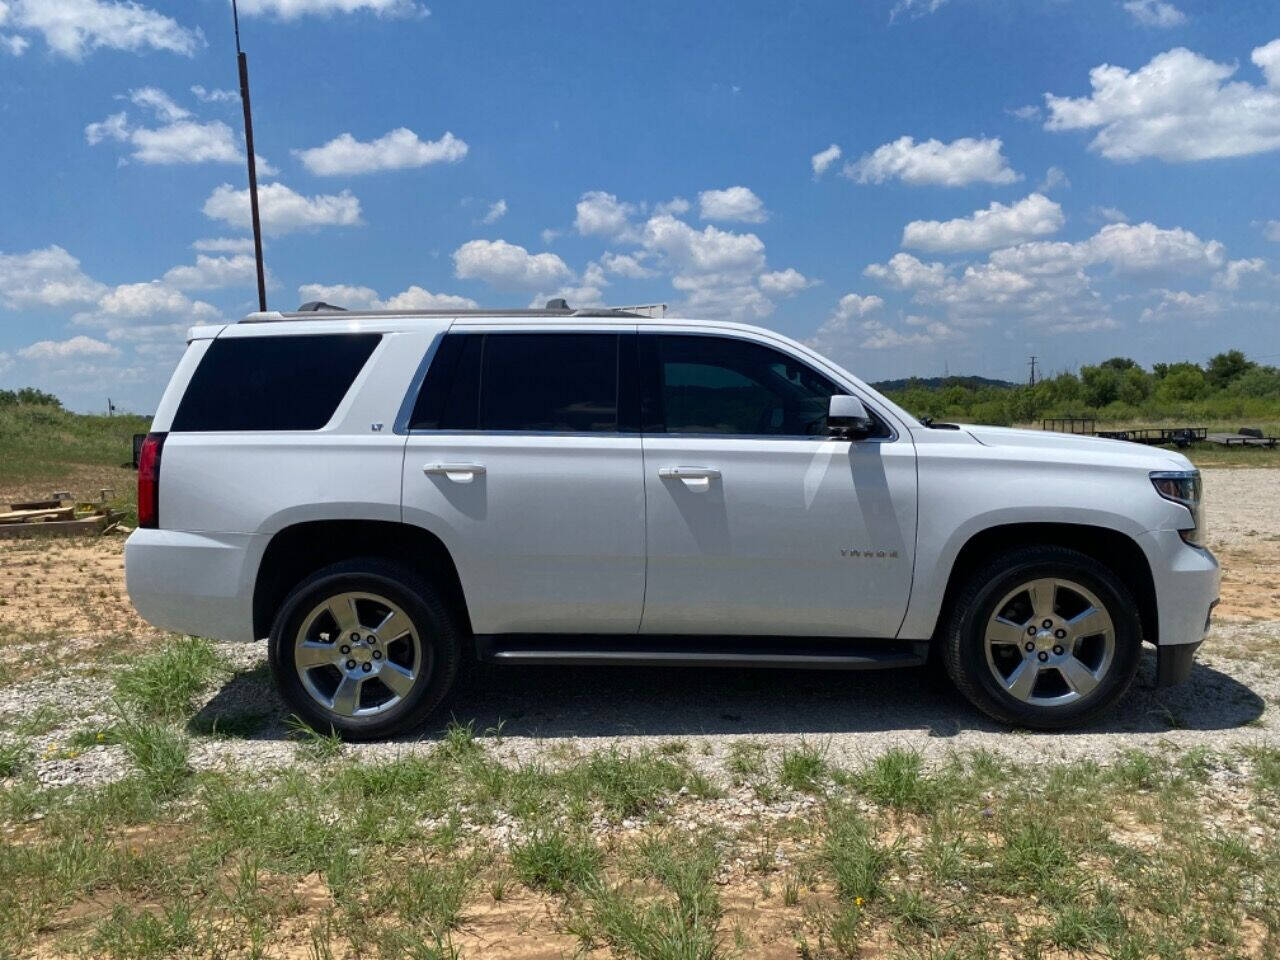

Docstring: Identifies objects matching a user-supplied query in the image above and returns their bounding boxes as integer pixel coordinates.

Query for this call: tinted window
[410,333,481,430]
[410,333,621,432]
[481,334,618,432]
[642,335,850,437]
[172,334,380,432]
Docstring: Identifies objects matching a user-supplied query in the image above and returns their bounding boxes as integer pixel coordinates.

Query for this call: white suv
[125,304,1219,738]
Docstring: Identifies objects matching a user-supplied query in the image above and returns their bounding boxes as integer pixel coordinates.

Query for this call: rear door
[401,326,646,635]
[637,331,917,638]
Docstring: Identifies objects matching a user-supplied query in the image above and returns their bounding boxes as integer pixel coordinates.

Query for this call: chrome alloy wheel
[983,577,1116,707]
[293,591,426,718]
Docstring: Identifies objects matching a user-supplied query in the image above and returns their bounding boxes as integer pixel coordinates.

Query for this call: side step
[473,635,929,671]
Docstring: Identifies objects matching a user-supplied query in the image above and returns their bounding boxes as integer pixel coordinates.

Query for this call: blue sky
[1,0,1278,412]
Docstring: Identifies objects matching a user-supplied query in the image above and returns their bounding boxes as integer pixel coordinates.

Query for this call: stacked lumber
[0,498,124,539]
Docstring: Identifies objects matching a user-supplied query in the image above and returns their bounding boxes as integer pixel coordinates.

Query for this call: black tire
[941,545,1142,730]
[268,557,462,741]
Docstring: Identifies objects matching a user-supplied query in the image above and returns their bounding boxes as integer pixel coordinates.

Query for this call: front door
[401,328,646,635]
[637,332,917,638]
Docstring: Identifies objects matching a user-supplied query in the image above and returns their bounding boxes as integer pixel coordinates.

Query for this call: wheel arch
[252,520,471,642]
[935,522,1157,647]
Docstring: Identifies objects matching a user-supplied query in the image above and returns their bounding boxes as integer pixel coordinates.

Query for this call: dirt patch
[0,534,154,644]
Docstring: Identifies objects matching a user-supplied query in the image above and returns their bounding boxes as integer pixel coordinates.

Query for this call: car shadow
[191,647,1264,743]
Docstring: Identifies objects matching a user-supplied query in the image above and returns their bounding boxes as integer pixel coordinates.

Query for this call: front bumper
[124,528,263,643]
[1139,529,1219,688]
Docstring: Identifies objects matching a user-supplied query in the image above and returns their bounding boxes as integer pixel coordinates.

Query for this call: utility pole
[233,0,268,312]
[1028,355,1039,386]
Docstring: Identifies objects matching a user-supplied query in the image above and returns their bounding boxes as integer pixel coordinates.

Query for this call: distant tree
[1118,367,1152,406]
[1156,367,1208,403]
[1100,356,1139,371]
[1205,350,1255,389]
[15,387,62,407]
[1080,364,1124,407]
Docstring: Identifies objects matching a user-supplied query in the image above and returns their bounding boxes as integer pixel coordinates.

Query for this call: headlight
[1150,470,1204,547]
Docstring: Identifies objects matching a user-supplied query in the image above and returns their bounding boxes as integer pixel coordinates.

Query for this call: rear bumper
[124,528,262,643]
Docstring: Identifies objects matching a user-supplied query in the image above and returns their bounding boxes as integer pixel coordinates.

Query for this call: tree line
[879,351,1280,426]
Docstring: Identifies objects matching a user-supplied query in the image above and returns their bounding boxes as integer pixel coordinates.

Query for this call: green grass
[0,740,27,777]
[511,828,601,893]
[114,636,224,720]
[116,718,190,797]
[779,741,828,793]
[0,403,149,487]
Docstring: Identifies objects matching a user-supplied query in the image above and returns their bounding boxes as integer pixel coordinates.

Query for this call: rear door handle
[658,466,720,479]
[423,462,486,481]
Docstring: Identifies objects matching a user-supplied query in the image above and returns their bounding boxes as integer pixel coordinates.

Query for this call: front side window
[641,334,845,437]
[411,332,619,432]
[172,333,381,432]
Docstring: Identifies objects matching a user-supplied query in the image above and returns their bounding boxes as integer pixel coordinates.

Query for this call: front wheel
[942,545,1142,730]
[268,558,461,741]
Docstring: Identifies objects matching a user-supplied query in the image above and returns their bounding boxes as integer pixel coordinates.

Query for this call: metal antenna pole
[234,0,268,312]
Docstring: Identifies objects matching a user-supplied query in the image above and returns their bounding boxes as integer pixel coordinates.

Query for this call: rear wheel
[942,545,1141,729]
[268,558,461,741]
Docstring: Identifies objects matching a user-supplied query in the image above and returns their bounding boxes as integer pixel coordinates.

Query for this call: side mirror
[828,394,873,439]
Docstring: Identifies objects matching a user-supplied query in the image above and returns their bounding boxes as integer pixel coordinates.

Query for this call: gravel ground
[4,467,1278,790]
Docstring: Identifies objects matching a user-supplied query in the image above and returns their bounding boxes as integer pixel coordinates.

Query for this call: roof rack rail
[241,298,645,323]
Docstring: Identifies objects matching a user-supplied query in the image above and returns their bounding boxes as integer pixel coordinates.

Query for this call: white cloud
[902,193,1065,252]
[653,197,691,217]
[481,199,507,224]
[574,191,638,239]
[811,144,842,177]
[1214,258,1269,290]
[863,320,957,350]
[2,33,29,55]
[452,239,572,290]
[5,0,202,60]
[698,186,768,223]
[640,214,772,321]
[641,214,766,277]
[236,0,426,18]
[1086,221,1224,272]
[297,282,476,311]
[73,282,221,327]
[863,252,948,290]
[162,254,261,291]
[193,237,255,254]
[758,268,813,296]
[1139,289,1218,324]
[1092,205,1129,224]
[1038,166,1070,191]
[1007,105,1042,122]
[540,228,562,245]
[1045,39,1280,162]
[600,252,655,279]
[0,246,106,308]
[843,136,1020,187]
[128,86,189,121]
[203,183,363,236]
[1263,220,1280,242]
[85,102,277,170]
[1123,0,1186,28]
[890,0,948,21]
[190,85,237,104]
[295,128,467,175]
[18,335,118,361]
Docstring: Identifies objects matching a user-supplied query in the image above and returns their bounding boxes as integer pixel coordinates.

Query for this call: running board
[473,635,929,671]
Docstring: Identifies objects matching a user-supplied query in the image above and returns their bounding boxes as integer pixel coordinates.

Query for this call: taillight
[137,432,166,529]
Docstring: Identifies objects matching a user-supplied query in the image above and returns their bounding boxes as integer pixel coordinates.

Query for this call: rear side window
[171,334,381,432]
[411,333,620,432]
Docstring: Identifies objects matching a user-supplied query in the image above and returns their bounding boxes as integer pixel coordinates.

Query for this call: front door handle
[423,462,486,482]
